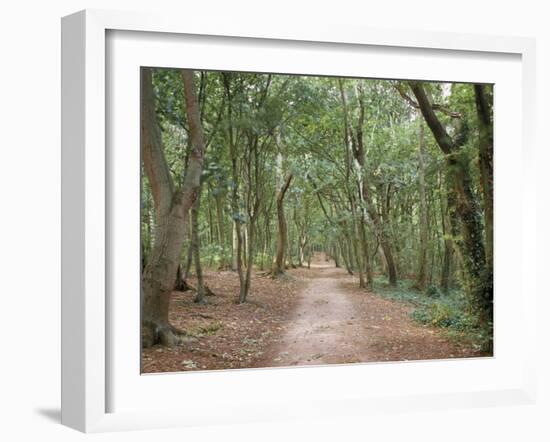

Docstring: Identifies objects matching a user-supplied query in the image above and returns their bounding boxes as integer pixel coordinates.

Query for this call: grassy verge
[371,276,490,353]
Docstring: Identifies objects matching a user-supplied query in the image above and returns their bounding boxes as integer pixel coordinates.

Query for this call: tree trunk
[302,236,308,267]
[286,211,295,268]
[240,220,255,303]
[141,68,206,348]
[474,84,494,266]
[174,263,190,291]
[272,171,293,276]
[350,195,366,288]
[231,220,239,271]
[174,225,193,291]
[439,181,454,294]
[191,190,206,304]
[215,193,226,269]
[333,243,341,268]
[242,222,248,268]
[358,213,373,288]
[341,241,354,275]
[378,185,398,286]
[415,119,429,290]
[345,236,356,275]
[222,73,246,301]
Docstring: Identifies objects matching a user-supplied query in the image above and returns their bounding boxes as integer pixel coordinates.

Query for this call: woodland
[140,68,493,372]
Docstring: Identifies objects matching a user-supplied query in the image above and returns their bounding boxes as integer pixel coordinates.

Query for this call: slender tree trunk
[474,84,494,266]
[358,215,373,288]
[261,212,271,271]
[439,181,454,293]
[222,74,246,301]
[350,195,366,288]
[346,236,356,275]
[333,243,340,268]
[379,240,397,284]
[191,190,206,304]
[260,230,269,271]
[272,170,292,276]
[341,242,354,275]
[299,235,308,267]
[174,225,193,291]
[378,186,398,286]
[415,119,429,290]
[229,157,245,299]
[286,212,295,268]
[231,221,239,271]
[240,220,255,303]
[174,263,190,291]
[215,194,226,269]
[242,223,248,268]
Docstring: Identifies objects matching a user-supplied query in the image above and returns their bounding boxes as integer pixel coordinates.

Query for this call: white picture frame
[61,9,537,433]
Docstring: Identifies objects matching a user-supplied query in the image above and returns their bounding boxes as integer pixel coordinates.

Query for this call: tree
[141,68,206,347]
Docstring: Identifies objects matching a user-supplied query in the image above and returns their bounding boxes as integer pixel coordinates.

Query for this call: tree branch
[394,82,462,119]
[408,81,456,154]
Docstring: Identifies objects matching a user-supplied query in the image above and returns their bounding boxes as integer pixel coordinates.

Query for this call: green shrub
[411,299,477,330]
[371,276,490,353]
[425,284,441,298]
[412,303,445,327]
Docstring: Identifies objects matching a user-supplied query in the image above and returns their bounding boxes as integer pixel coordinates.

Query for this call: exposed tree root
[268,270,285,279]
[142,320,195,348]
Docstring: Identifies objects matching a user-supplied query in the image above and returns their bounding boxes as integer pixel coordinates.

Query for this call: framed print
[61,9,537,432]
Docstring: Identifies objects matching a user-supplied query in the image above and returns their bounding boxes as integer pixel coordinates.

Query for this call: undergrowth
[371,277,491,353]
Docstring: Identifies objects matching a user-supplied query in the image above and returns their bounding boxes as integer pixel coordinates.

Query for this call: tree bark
[214,193,227,269]
[286,208,296,268]
[341,239,354,275]
[141,68,206,348]
[415,118,429,290]
[174,223,193,291]
[349,192,366,288]
[240,220,255,303]
[474,84,494,266]
[439,178,454,294]
[272,172,293,276]
[191,189,206,304]
[222,73,246,298]
[231,220,239,271]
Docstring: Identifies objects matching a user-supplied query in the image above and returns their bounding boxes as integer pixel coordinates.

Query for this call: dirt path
[143,255,482,373]
[260,256,479,367]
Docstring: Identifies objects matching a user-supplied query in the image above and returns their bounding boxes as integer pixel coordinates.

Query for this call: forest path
[261,254,472,366]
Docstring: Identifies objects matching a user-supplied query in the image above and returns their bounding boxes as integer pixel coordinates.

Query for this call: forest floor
[141,254,485,373]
